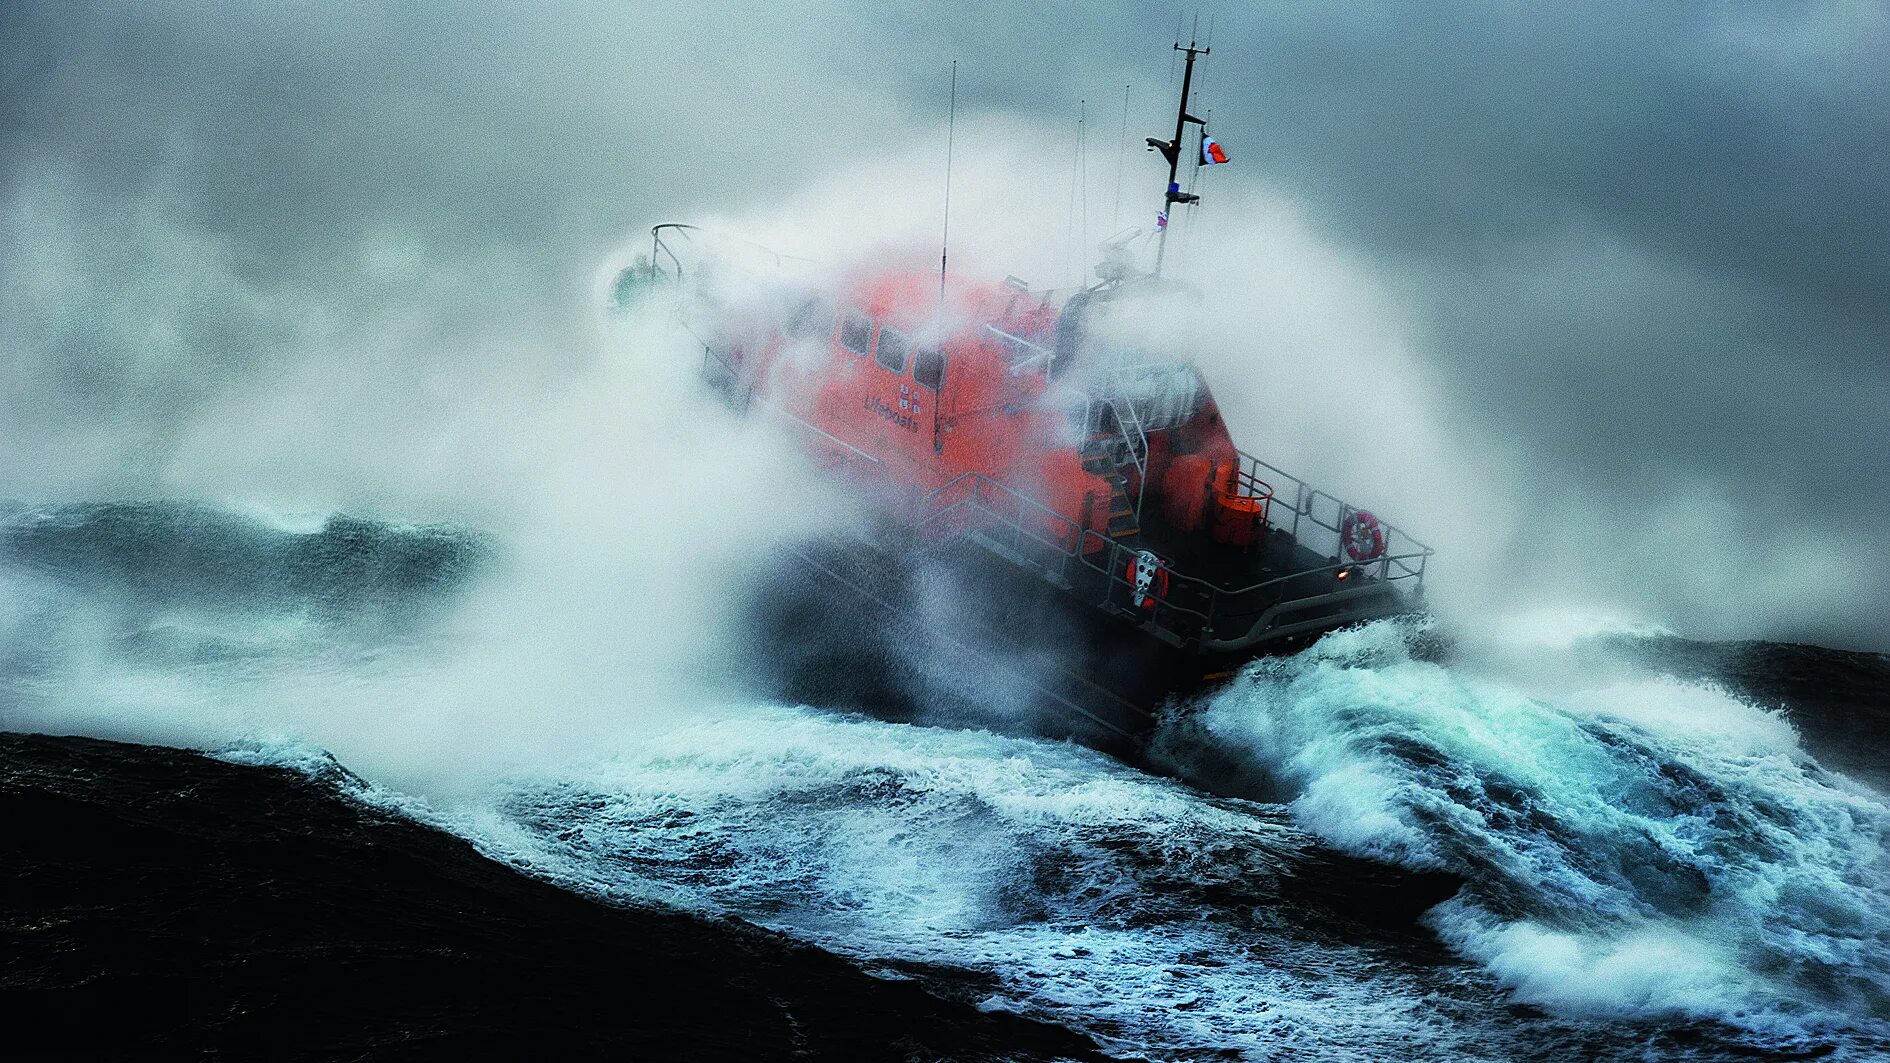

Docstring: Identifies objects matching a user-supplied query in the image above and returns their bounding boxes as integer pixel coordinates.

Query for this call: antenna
[935,59,956,455]
[1168,13,1182,82]
[1181,104,1211,271]
[1063,102,1084,288]
[1078,99,1089,286]
[1113,83,1130,229]
[939,59,956,314]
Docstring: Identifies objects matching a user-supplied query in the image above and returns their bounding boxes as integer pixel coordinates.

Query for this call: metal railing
[907,467,1433,652]
[986,325,1053,374]
[650,223,813,285]
[1238,452,1431,584]
[912,472,1085,577]
[1099,359,1199,434]
[1073,391,1152,513]
[1067,359,1206,524]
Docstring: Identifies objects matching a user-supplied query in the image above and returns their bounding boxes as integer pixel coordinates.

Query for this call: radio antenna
[939,59,957,315]
[934,59,957,455]
[1113,83,1130,228]
[1068,99,1087,287]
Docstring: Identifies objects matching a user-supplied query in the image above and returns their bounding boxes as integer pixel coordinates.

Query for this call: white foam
[11,496,1885,1058]
[1431,905,1751,1017]
[1180,618,1890,1042]
[1475,608,1679,651]
[175,610,1881,1057]
[416,703,1565,1061]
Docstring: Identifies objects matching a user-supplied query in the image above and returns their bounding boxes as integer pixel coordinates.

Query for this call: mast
[1147,40,1208,276]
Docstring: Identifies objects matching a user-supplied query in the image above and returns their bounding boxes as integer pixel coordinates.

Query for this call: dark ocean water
[3,501,1886,1060]
[0,730,1102,1061]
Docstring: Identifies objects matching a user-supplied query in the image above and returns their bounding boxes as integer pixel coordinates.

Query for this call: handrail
[1071,359,1208,526]
[911,466,1430,653]
[678,315,884,468]
[650,223,698,281]
[1106,395,1151,518]
[1197,548,1430,598]
[1070,530,1217,629]
[652,222,813,273]
[916,471,1082,545]
[986,325,1053,375]
[1239,449,1435,561]
[782,411,884,466]
[916,469,1433,601]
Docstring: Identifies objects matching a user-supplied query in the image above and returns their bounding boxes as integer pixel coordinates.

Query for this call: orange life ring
[1125,550,1170,609]
[1340,510,1387,562]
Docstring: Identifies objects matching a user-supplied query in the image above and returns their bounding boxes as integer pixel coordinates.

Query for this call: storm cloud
[3,1,1885,648]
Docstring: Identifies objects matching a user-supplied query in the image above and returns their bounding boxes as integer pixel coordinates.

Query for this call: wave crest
[1166,619,1890,1042]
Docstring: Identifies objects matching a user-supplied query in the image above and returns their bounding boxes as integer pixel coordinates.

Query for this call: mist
[5,0,1885,704]
[7,12,1890,1057]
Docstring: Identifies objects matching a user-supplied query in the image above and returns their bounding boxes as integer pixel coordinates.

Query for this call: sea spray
[7,501,1887,1057]
[1161,618,1890,1045]
[435,705,1590,1061]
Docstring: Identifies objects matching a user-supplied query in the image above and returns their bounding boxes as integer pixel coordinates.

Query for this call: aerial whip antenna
[939,59,957,314]
[1067,99,1089,287]
[1079,99,1088,280]
[1113,83,1130,229]
[935,59,957,454]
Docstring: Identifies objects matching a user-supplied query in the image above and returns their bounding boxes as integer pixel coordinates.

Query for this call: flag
[1155,210,1169,231]
[1201,134,1229,165]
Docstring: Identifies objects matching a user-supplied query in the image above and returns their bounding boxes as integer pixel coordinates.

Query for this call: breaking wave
[0,500,485,635]
[1163,619,1890,1051]
[431,707,1618,1061]
[5,501,1886,1058]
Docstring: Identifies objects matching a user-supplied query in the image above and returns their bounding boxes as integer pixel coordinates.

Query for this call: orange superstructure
[693,254,1269,566]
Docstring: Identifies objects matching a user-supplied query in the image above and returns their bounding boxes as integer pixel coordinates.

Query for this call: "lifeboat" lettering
[865,395,921,432]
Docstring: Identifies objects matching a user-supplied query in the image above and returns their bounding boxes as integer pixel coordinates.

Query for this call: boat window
[913,348,945,391]
[874,326,910,374]
[787,297,835,340]
[840,309,873,356]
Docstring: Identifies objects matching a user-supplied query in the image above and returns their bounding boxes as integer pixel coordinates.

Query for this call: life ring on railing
[1125,549,1170,610]
[1340,509,1387,562]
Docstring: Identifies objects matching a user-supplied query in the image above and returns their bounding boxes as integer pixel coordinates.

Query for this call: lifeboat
[611,44,1433,749]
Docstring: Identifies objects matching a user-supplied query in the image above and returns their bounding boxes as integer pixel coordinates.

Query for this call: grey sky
[3,2,1885,648]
